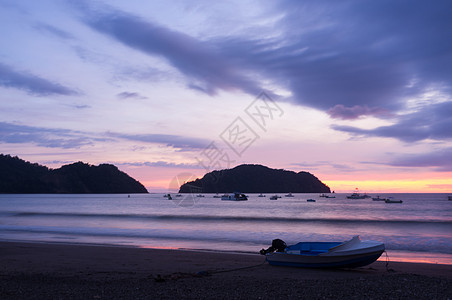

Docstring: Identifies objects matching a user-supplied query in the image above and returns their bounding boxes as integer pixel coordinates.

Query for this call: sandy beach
[1,241,451,299]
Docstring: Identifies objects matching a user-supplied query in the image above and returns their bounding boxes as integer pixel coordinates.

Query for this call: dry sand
[1,241,451,299]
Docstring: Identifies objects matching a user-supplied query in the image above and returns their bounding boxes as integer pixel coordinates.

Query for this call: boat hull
[265,236,385,268]
[266,250,384,268]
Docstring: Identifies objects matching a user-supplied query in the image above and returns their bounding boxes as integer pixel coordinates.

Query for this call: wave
[7,211,452,225]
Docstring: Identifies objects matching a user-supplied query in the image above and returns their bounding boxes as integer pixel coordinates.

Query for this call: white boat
[285,193,294,197]
[221,192,248,201]
[264,236,385,268]
[346,188,370,199]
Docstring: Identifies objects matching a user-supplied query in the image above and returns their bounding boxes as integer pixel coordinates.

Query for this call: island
[178,164,331,193]
[0,154,148,193]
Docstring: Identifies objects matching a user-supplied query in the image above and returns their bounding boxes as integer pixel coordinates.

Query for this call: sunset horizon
[1,1,450,194]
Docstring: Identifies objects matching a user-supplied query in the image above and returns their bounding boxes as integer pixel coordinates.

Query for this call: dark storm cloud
[107,132,210,150]
[332,101,452,142]
[0,62,78,96]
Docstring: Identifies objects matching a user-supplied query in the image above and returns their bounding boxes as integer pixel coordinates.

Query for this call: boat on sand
[262,235,385,268]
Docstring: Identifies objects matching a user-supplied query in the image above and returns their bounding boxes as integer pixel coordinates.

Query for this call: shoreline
[2,237,451,266]
[1,240,451,299]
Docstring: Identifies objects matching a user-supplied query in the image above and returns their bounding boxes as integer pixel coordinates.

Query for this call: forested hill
[179,164,331,193]
[0,154,148,193]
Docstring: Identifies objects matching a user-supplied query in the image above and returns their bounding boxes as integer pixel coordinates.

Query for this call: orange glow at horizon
[324,178,452,193]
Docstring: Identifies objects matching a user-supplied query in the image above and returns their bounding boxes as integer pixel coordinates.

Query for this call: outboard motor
[259,239,287,255]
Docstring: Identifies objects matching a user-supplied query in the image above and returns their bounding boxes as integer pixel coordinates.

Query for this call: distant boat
[346,188,370,199]
[221,192,248,201]
[196,194,205,198]
[258,193,266,197]
[163,194,172,200]
[325,195,336,198]
[319,194,327,197]
[270,195,279,200]
[213,193,221,198]
[263,235,385,268]
[385,198,403,204]
[306,199,316,202]
[285,193,294,197]
[175,194,182,197]
[448,195,452,201]
[372,196,387,201]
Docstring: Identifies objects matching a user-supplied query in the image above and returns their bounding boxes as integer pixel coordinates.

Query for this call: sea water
[0,193,451,264]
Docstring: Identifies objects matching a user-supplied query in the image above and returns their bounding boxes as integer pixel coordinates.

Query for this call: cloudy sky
[1,0,451,192]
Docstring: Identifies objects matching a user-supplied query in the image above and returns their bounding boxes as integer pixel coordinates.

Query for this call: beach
[1,241,451,299]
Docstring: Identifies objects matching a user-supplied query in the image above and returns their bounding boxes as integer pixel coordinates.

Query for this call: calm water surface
[0,193,451,264]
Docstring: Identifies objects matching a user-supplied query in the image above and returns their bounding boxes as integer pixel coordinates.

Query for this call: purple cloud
[386,148,452,172]
[0,62,78,96]
[332,101,452,142]
[117,91,147,100]
[116,161,203,169]
[327,105,391,120]
[107,132,210,150]
[34,23,74,40]
[80,6,263,96]
[0,122,93,149]
[73,1,451,135]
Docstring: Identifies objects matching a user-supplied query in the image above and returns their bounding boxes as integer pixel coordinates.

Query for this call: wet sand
[1,241,451,299]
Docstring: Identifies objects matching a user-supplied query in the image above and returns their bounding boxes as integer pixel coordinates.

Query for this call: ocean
[0,193,451,265]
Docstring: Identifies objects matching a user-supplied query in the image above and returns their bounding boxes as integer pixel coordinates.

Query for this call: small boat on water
[270,195,279,200]
[306,199,316,202]
[196,194,205,198]
[372,196,387,201]
[262,235,385,268]
[346,188,370,199]
[213,194,221,198]
[258,193,266,197]
[285,193,294,197]
[448,195,452,201]
[221,192,248,201]
[385,198,403,203]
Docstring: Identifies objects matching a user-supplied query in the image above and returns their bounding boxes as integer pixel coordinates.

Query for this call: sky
[0,0,451,193]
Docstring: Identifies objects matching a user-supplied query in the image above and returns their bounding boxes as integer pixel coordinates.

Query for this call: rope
[154,258,267,282]
[384,250,395,272]
[206,258,267,275]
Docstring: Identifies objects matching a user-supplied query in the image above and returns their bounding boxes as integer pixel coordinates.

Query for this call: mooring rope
[154,258,267,282]
[384,250,395,272]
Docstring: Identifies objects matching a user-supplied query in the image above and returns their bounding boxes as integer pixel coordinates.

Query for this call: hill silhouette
[0,154,148,193]
[178,164,330,193]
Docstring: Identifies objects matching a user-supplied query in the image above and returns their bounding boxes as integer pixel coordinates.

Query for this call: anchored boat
[221,192,248,201]
[262,236,385,268]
